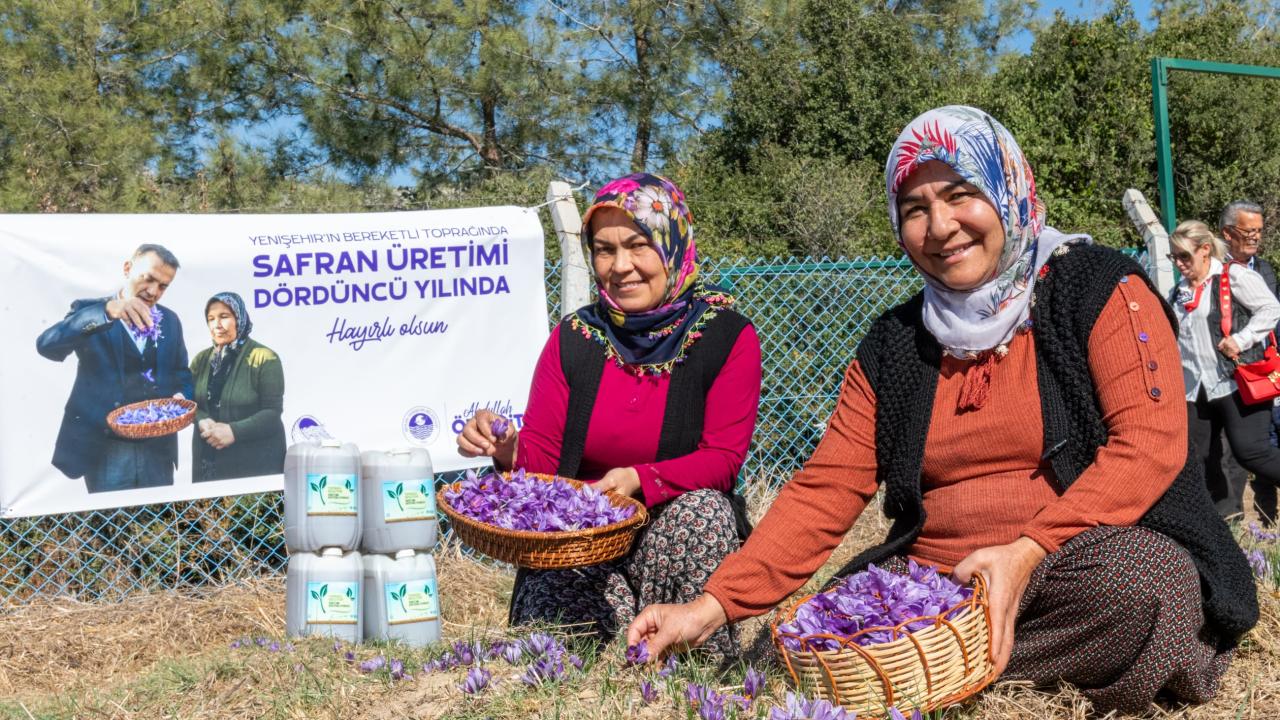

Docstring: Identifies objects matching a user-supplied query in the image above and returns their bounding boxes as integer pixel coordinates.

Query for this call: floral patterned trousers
[510,489,741,658]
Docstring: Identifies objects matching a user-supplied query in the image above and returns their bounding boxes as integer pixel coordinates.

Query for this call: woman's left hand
[1217,335,1242,361]
[591,467,641,497]
[952,536,1046,677]
[202,422,236,450]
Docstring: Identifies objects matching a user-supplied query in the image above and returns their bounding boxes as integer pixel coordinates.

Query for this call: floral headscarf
[886,105,1087,359]
[573,172,733,374]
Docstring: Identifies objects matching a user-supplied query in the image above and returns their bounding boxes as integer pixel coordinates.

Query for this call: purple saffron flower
[501,642,524,665]
[625,641,651,665]
[229,639,241,649]
[344,651,357,662]
[744,665,766,700]
[443,468,636,532]
[255,637,269,646]
[888,708,924,720]
[127,306,164,342]
[1248,549,1269,579]
[768,692,857,720]
[332,641,342,653]
[452,640,477,666]
[568,654,584,671]
[639,679,658,705]
[490,416,510,437]
[268,641,280,652]
[460,666,492,695]
[520,655,566,686]
[658,654,678,678]
[389,658,408,681]
[1249,522,1279,542]
[524,632,561,659]
[358,655,386,673]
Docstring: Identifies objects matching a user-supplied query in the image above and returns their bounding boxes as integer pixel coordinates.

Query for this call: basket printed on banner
[106,398,198,439]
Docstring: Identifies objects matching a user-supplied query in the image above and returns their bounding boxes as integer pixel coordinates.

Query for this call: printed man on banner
[36,244,193,494]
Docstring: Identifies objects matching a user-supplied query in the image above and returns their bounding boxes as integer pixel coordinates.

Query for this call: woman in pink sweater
[457,173,762,657]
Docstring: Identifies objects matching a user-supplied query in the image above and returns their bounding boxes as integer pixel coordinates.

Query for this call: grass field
[1,486,1277,719]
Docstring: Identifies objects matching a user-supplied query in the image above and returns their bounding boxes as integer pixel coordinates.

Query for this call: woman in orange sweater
[627,106,1257,714]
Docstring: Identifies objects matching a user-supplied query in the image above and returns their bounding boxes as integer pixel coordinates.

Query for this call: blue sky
[234,1,1163,187]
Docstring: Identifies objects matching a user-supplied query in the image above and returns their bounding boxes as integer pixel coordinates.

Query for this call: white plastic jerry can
[360,448,437,553]
[286,547,363,642]
[284,439,362,552]
[362,549,441,647]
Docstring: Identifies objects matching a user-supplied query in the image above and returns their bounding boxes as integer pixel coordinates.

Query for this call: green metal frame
[1151,58,1280,231]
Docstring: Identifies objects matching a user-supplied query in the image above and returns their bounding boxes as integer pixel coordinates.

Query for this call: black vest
[557,309,753,539]
[836,244,1258,644]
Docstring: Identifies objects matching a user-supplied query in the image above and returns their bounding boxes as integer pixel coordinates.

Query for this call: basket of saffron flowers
[106,398,197,440]
[437,467,647,569]
[771,560,996,718]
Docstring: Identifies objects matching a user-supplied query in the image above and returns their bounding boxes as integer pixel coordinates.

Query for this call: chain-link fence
[5,251,1102,603]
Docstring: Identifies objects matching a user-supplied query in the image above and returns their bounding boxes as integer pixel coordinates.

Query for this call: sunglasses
[1226,226,1263,239]
[1166,251,1193,264]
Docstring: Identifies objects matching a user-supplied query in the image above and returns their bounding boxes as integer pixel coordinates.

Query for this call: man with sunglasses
[1215,201,1280,515]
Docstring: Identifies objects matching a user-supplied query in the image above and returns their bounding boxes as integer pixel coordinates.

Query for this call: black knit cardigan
[834,243,1258,645]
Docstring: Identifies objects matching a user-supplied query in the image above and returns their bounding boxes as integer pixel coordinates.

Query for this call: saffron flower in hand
[490,416,510,438]
[625,641,650,665]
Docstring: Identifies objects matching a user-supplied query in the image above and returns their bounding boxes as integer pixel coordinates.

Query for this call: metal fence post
[1123,188,1175,297]
[545,182,591,318]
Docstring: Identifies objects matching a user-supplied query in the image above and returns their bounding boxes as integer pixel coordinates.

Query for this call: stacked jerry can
[284,442,440,647]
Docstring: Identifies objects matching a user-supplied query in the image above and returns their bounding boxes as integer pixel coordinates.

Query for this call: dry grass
[1,483,1278,719]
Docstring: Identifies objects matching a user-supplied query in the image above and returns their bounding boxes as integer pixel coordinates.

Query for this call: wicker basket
[106,398,198,439]
[436,471,648,569]
[772,572,996,718]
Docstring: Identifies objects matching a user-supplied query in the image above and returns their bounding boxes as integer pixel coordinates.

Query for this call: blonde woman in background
[1168,220,1280,524]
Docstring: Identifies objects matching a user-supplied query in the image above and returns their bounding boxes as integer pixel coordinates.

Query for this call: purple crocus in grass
[452,640,477,666]
[686,683,729,720]
[229,639,242,649]
[501,642,524,665]
[639,679,658,705]
[490,416,510,438]
[1248,549,1270,579]
[268,641,280,652]
[1249,522,1279,542]
[343,650,356,663]
[524,632,562,659]
[358,655,386,673]
[521,656,566,686]
[768,692,857,720]
[460,666,492,695]
[625,641,650,665]
[743,665,766,700]
[332,641,342,653]
[888,708,924,720]
[389,658,409,681]
[658,654,678,678]
[568,654,584,671]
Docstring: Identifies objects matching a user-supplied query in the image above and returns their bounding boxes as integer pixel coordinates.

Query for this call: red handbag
[1218,268,1280,405]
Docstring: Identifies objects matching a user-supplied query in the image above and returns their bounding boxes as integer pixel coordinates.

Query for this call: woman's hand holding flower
[201,422,235,450]
[952,536,1046,677]
[456,409,517,470]
[590,467,641,497]
[626,593,728,661]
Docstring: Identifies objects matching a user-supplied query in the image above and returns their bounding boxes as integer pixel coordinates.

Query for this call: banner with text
[0,207,548,517]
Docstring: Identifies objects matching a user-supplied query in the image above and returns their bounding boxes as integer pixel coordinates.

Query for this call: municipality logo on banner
[402,407,439,446]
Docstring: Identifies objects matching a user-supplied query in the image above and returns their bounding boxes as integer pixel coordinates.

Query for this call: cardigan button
[1120,276,1130,283]
[1147,360,1158,371]
[1128,301,1140,311]
[1150,387,1162,399]
[1138,332,1150,343]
